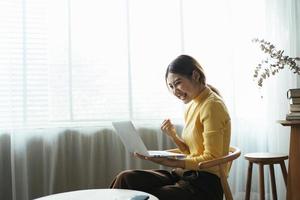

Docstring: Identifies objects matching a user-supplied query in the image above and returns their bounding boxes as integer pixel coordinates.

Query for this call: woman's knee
[117,169,136,180]
[112,170,141,189]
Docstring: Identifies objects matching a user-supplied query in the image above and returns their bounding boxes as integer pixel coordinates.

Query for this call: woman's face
[166,72,202,104]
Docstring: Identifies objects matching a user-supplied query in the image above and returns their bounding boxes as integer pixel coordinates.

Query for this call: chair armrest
[198,146,241,169]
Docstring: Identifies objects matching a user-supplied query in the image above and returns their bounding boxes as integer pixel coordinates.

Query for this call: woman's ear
[192,70,201,82]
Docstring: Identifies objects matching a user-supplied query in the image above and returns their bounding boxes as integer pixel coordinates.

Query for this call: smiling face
[167,72,203,104]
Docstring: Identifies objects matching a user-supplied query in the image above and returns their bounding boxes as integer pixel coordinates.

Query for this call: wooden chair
[198,146,241,200]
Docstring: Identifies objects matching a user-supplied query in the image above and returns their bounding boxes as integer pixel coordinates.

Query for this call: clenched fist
[161,119,177,138]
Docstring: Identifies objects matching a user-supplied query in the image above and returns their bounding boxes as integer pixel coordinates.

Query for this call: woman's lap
[110,169,223,200]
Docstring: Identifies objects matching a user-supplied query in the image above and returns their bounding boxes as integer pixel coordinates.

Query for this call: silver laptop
[112,121,185,158]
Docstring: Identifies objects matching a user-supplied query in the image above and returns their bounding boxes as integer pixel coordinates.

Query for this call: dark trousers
[110,169,223,200]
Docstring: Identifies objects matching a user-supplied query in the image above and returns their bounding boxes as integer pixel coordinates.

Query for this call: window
[0,0,184,129]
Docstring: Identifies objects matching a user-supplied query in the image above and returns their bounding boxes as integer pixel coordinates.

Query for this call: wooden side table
[278,120,300,200]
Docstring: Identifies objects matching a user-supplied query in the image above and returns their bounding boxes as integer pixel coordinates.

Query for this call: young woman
[110,55,231,200]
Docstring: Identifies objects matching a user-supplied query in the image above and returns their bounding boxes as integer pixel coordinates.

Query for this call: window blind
[129,0,184,120]
[0,0,48,128]
[0,0,184,129]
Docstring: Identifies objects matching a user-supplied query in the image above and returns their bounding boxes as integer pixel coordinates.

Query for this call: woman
[110,55,231,200]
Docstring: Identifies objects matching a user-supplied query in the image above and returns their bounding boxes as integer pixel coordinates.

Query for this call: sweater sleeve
[184,100,228,170]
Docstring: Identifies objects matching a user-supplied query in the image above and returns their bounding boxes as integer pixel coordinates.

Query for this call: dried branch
[252,38,300,87]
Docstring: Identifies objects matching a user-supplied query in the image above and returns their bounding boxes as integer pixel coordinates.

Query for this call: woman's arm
[134,153,185,168]
[161,119,190,154]
[169,134,190,154]
[166,148,182,153]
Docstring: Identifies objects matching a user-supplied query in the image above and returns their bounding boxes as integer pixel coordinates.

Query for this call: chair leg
[218,165,233,200]
[279,160,288,187]
[269,164,277,200]
[245,162,253,200]
[259,163,265,200]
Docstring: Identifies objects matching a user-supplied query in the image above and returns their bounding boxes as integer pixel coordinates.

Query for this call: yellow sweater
[181,87,231,176]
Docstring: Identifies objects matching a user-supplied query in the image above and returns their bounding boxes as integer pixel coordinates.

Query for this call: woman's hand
[161,119,190,154]
[134,152,185,168]
[161,119,177,138]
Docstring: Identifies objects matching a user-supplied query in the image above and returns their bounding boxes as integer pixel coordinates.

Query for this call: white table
[34,189,159,200]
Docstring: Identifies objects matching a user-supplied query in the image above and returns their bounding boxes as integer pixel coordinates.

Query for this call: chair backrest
[198,146,241,200]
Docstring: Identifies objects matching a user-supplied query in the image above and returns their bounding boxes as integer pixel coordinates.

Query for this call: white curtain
[0,125,178,200]
[1,0,299,200]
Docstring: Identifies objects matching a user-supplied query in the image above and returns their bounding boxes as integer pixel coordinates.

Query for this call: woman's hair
[165,54,221,96]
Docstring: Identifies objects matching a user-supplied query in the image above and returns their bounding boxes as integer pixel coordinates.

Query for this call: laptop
[112,121,186,158]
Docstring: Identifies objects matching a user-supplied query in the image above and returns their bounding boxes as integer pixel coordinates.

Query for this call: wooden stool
[244,152,288,200]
